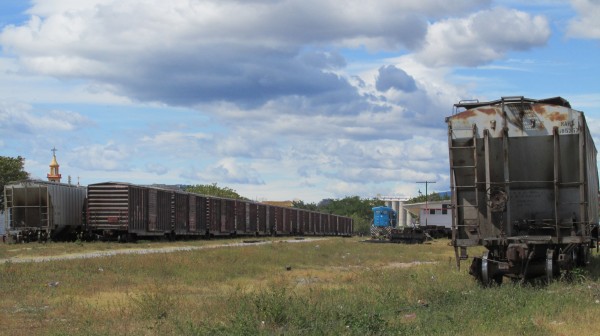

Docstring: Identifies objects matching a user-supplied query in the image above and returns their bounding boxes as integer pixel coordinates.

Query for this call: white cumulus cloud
[416,7,551,67]
[567,0,600,39]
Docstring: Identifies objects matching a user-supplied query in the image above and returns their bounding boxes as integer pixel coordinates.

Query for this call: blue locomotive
[371,206,397,239]
[372,206,397,227]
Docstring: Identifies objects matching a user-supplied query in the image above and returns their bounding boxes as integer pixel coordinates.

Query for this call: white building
[380,197,452,229]
[402,200,452,229]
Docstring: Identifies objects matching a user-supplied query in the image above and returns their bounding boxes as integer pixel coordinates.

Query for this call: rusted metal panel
[196,195,208,233]
[174,192,188,234]
[205,197,235,235]
[305,210,312,234]
[247,202,258,233]
[185,194,207,234]
[274,206,285,234]
[207,198,220,234]
[331,215,338,235]
[284,207,289,234]
[266,205,275,234]
[87,182,130,232]
[298,209,308,234]
[189,195,197,232]
[311,212,319,234]
[154,189,173,233]
[288,208,298,234]
[295,209,302,234]
[341,217,348,235]
[129,185,147,233]
[257,203,268,234]
[281,207,288,234]
[320,214,328,235]
[329,214,334,234]
[329,214,336,234]
[148,188,157,231]
[450,96,582,139]
[224,199,236,233]
[235,200,248,233]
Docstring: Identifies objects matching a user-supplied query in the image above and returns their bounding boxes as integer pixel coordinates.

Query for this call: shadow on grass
[580,252,600,281]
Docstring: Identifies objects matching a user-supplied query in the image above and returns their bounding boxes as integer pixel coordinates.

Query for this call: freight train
[447,96,599,284]
[3,180,353,242]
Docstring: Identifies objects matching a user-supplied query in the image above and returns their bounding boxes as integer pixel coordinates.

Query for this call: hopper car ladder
[5,187,13,230]
[449,124,481,268]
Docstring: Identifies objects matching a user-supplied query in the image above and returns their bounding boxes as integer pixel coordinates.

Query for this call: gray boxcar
[4,180,86,242]
[447,96,599,284]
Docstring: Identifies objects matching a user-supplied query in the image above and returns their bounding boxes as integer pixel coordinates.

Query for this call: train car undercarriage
[467,239,592,285]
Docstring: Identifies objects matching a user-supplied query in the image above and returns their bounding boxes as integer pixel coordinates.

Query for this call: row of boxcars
[447,96,599,284]
[3,181,353,242]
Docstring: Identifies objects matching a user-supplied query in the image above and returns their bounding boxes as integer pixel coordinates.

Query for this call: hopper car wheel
[545,249,558,283]
[481,252,490,284]
[481,251,502,286]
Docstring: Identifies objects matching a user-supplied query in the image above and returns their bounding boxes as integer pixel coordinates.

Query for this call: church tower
[47,147,62,183]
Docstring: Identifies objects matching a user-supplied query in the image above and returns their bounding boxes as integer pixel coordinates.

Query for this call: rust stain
[533,105,547,115]
[453,107,500,121]
[478,107,498,115]
[547,111,567,122]
[453,109,477,120]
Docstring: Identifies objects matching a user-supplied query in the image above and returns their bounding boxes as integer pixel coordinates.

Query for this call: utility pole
[416,181,436,226]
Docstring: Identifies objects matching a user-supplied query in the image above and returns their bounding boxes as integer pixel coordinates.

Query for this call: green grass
[1,238,600,335]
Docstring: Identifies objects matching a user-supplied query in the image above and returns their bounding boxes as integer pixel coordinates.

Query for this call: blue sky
[1,0,599,202]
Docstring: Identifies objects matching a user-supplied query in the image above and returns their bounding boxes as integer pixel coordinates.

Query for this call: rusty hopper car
[4,180,86,242]
[447,96,599,284]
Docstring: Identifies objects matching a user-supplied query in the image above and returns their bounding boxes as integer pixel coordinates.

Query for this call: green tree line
[185,183,248,200]
[405,192,450,204]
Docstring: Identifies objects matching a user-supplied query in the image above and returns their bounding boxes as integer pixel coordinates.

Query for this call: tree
[185,183,247,200]
[405,192,450,204]
[292,200,319,211]
[0,156,30,209]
